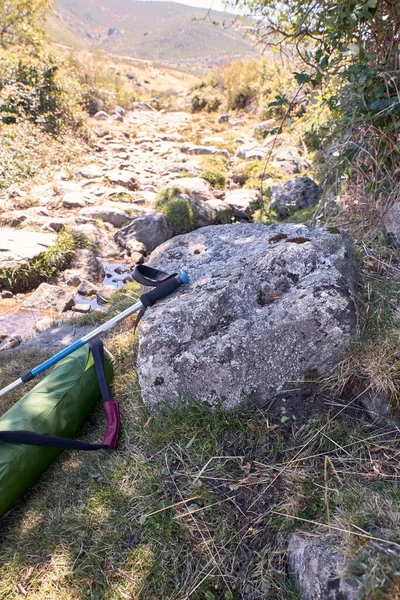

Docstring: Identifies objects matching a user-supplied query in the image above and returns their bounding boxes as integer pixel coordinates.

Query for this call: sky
[137,0,240,13]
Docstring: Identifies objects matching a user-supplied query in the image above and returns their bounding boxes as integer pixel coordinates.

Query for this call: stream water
[0,262,132,340]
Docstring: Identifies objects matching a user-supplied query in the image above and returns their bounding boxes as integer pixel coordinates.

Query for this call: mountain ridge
[47,0,257,64]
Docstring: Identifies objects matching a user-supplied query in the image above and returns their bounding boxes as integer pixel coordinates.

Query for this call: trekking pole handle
[0,271,189,397]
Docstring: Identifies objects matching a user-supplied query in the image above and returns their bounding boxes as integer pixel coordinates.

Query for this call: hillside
[47,0,257,65]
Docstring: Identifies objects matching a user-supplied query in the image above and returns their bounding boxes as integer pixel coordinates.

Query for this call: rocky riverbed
[0,106,317,350]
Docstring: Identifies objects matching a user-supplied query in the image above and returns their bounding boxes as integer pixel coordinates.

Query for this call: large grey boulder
[383,203,400,246]
[224,189,260,219]
[22,283,75,313]
[288,532,362,600]
[115,213,174,253]
[136,223,358,411]
[269,177,321,217]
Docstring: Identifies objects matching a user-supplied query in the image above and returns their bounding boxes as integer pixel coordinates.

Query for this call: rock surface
[0,229,56,268]
[270,177,321,216]
[383,203,400,246]
[224,189,260,218]
[115,213,174,253]
[272,146,310,174]
[79,205,130,228]
[21,325,93,350]
[22,283,75,312]
[288,532,362,600]
[164,177,214,202]
[137,223,358,411]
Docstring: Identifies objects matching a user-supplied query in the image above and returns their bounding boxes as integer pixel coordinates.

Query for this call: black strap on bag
[133,264,182,330]
[0,338,116,451]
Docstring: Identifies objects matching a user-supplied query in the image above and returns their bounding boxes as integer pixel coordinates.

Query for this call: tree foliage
[0,0,52,48]
[234,0,400,193]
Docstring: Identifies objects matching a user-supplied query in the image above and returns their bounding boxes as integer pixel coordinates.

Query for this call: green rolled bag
[0,344,114,517]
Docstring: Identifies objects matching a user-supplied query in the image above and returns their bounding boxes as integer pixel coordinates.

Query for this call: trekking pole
[0,267,189,399]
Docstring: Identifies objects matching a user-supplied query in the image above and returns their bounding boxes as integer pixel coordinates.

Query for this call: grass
[1,282,400,598]
[155,187,195,235]
[200,156,228,190]
[0,229,91,294]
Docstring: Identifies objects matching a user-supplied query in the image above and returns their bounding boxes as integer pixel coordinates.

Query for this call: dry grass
[1,274,400,599]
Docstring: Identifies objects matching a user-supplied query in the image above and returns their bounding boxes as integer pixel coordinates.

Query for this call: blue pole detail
[31,340,86,377]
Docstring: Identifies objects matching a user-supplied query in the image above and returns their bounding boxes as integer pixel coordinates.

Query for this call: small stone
[235,143,257,159]
[77,164,104,179]
[62,193,88,209]
[97,285,117,304]
[254,119,276,136]
[383,203,400,246]
[224,189,260,218]
[218,114,229,123]
[1,290,13,299]
[73,303,92,313]
[0,335,22,352]
[34,317,53,332]
[272,146,310,174]
[78,205,130,228]
[105,169,139,191]
[77,279,98,296]
[245,149,266,160]
[162,177,214,202]
[206,199,232,223]
[180,143,230,159]
[228,118,243,128]
[288,532,362,600]
[8,187,27,198]
[62,269,82,286]
[93,111,109,120]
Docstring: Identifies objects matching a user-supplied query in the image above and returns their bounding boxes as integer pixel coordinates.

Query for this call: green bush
[227,84,255,111]
[190,93,221,113]
[156,188,195,235]
[0,50,87,134]
[200,169,226,189]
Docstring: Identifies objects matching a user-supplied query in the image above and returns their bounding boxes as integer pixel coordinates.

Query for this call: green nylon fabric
[0,345,113,517]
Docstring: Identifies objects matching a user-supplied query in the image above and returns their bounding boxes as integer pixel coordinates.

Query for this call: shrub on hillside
[227,84,255,111]
[190,92,221,113]
[0,50,87,134]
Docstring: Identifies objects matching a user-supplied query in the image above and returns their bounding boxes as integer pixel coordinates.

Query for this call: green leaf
[294,71,311,85]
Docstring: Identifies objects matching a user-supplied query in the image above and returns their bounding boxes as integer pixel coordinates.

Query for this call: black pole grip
[140,276,182,308]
